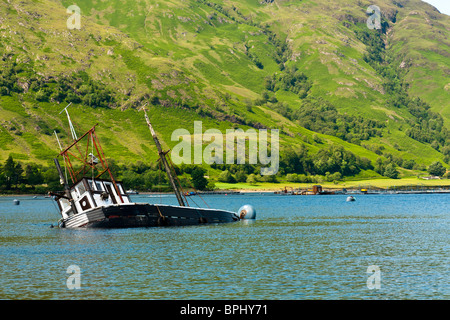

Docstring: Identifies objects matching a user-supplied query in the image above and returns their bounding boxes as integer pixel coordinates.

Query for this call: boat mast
[53,158,78,214]
[144,110,186,207]
[59,103,78,141]
[55,105,125,204]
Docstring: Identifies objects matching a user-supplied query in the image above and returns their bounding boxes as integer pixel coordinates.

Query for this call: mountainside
[0,0,449,186]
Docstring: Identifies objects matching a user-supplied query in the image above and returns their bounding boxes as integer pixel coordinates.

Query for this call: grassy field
[215,177,450,191]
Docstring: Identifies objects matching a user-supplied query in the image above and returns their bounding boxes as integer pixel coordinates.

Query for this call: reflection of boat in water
[346,196,356,202]
[50,106,247,228]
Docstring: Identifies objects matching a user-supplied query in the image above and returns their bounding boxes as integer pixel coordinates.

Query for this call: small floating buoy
[238,204,256,220]
[13,199,20,205]
[346,196,355,202]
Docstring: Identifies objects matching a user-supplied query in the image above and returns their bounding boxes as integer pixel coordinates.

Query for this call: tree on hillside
[3,155,23,189]
[218,170,236,183]
[246,174,258,185]
[191,167,208,191]
[235,170,248,183]
[383,163,399,179]
[25,164,43,186]
[0,164,5,189]
[428,161,446,177]
[122,170,143,190]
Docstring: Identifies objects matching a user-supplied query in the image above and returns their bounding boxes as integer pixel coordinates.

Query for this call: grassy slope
[0,0,448,176]
[387,0,450,127]
[216,177,450,191]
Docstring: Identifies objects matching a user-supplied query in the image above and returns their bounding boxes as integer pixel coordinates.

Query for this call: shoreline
[2,177,450,197]
[2,187,450,197]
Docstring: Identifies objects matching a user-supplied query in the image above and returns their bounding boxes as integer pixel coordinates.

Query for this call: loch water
[0,193,448,300]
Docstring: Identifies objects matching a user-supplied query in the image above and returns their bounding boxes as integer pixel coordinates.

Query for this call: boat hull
[61,203,239,228]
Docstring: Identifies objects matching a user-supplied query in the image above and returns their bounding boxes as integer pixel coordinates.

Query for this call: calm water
[0,193,448,300]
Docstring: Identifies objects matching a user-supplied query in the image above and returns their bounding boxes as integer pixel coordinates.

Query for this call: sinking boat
[50,106,246,228]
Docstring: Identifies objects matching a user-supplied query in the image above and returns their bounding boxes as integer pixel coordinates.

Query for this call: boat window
[79,196,92,211]
[95,181,104,191]
[76,183,86,196]
[117,183,125,195]
[59,198,70,210]
[104,183,118,204]
[87,179,95,190]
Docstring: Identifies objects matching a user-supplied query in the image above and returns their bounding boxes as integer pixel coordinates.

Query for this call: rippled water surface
[0,193,449,299]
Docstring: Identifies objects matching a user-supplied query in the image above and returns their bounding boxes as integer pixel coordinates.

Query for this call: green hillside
[0,0,449,191]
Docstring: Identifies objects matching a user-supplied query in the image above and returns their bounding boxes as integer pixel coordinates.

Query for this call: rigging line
[166,162,189,206]
[54,130,69,186]
[182,187,189,207]
[59,103,77,141]
[49,195,62,217]
[155,204,164,219]
[167,157,190,206]
[195,191,210,209]
[183,172,210,209]
[166,156,210,209]
[60,104,87,180]
[162,152,211,209]
[158,160,162,204]
[163,155,187,205]
[188,195,200,208]
[64,159,68,186]
[194,208,205,220]
[91,132,94,183]
[54,130,63,151]
[63,127,70,184]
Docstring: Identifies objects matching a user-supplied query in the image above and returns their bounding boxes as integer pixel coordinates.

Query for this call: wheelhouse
[57,177,131,220]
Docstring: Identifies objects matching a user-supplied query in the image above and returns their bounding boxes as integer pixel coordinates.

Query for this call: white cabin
[57,178,131,220]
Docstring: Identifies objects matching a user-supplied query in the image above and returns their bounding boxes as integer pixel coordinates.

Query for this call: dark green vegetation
[0,0,449,192]
[354,24,448,150]
[2,152,448,194]
[428,161,447,177]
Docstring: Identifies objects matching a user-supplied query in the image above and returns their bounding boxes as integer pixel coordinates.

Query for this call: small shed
[312,185,322,195]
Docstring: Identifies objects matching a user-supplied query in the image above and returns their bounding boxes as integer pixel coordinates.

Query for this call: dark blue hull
[61,203,240,228]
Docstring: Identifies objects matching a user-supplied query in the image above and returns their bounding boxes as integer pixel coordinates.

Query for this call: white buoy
[238,204,256,220]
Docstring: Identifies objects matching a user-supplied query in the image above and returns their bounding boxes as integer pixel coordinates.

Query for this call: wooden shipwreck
[50,107,240,228]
